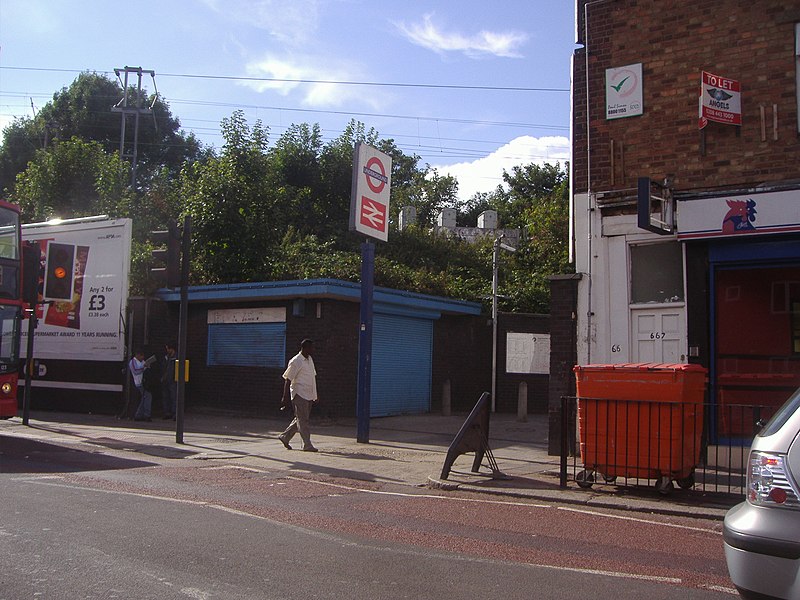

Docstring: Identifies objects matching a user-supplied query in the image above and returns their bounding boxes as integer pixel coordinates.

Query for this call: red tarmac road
[55,462,734,596]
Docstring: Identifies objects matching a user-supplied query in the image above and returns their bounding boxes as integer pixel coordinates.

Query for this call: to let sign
[350,143,392,242]
[699,71,741,129]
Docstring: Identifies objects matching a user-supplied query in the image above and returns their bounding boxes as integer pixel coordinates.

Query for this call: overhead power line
[0,66,570,166]
[0,91,570,132]
[168,97,569,131]
[0,65,569,93]
[160,72,569,93]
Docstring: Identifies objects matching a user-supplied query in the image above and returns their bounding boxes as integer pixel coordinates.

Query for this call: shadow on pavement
[281,459,405,484]
[85,437,198,459]
[22,421,200,460]
[446,472,565,493]
[22,410,271,440]
[0,435,156,474]
[562,480,743,510]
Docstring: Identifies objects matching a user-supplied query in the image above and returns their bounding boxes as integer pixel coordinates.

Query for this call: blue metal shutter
[207,322,286,368]
[370,314,432,416]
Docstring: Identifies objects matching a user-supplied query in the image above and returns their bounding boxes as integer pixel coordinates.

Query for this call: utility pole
[112,66,157,187]
[149,218,191,444]
[175,216,191,445]
[491,234,516,412]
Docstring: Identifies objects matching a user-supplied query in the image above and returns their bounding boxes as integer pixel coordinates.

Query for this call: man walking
[278,339,319,452]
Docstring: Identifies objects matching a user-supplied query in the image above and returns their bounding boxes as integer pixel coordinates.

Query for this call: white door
[630,307,686,363]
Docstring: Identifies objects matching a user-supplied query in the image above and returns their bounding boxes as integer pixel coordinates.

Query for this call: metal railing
[559,396,769,497]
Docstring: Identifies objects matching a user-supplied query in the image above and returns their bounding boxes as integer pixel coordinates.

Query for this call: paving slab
[1,410,739,520]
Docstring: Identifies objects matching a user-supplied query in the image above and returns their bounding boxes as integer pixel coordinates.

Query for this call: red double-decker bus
[0,201,23,419]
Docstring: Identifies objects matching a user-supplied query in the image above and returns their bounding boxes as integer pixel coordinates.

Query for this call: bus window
[0,207,20,260]
[0,306,20,363]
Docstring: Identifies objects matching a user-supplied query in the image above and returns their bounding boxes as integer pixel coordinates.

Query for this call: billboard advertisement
[20,217,132,361]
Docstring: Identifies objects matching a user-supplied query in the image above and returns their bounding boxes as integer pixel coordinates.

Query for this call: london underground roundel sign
[350,143,392,242]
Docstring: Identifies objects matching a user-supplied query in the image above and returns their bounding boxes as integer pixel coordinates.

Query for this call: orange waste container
[573,363,707,492]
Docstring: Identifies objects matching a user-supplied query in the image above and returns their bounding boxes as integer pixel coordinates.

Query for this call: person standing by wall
[129,350,152,422]
[278,339,319,452]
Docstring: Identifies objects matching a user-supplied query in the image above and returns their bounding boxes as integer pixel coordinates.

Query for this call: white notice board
[506,332,550,374]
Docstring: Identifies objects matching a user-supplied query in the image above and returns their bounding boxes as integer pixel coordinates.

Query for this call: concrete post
[517,381,528,422]
[442,379,451,416]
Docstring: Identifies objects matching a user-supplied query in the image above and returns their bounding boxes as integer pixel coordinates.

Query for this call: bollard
[442,379,451,416]
[517,381,528,422]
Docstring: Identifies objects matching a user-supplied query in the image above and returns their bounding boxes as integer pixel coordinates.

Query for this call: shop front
[679,188,800,441]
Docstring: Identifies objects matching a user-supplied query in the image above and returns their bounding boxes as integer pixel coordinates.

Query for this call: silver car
[724,388,800,600]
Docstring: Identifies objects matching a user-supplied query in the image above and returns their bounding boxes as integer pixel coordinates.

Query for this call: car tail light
[748,451,800,508]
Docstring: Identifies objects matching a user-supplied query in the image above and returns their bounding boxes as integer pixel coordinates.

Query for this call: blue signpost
[350,143,391,444]
[357,241,375,443]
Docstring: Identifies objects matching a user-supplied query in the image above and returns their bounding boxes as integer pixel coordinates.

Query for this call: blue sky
[0,0,575,203]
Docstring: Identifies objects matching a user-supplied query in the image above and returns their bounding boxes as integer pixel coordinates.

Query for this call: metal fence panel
[560,396,759,497]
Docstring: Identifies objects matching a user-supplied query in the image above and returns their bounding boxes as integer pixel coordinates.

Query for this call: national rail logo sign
[350,143,392,242]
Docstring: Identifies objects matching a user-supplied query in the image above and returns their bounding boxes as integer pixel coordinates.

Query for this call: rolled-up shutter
[370,314,432,416]
[207,322,286,368]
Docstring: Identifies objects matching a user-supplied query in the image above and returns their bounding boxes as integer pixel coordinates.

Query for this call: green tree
[493,162,571,313]
[459,162,567,229]
[316,121,379,245]
[179,111,276,284]
[9,136,131,222]
[0,72,202,193]
[381,143,459,229]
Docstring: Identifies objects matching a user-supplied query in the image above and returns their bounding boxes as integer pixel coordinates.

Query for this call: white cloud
[200,0,321,44]
[241,55,388,109]
[433,136,570,202]
[395,14,527,58]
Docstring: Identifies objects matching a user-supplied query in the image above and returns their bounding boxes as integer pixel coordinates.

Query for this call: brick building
[122,279,550,420]
[568,1,800,441]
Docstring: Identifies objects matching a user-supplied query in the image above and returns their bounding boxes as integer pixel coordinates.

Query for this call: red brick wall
[547,274,580,454]
[432,314,492,413]
[495,313,550,414]
[129,298,504,419]
[178,299,360,419]
[432,313,551,415]
[574,0,800,194]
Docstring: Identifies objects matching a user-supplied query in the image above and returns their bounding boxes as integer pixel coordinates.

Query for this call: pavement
[0,409,741,520]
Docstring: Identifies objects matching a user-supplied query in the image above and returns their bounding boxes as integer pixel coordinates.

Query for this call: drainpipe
[582,0,611,364]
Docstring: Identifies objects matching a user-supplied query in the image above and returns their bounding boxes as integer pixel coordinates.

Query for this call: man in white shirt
[278,339,319,452]
[129,350,152,422]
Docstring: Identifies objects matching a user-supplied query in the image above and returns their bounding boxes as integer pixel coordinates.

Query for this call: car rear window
[761,387,800,437]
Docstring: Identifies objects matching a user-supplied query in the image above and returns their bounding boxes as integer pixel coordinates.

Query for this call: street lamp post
[491,234,515,412]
